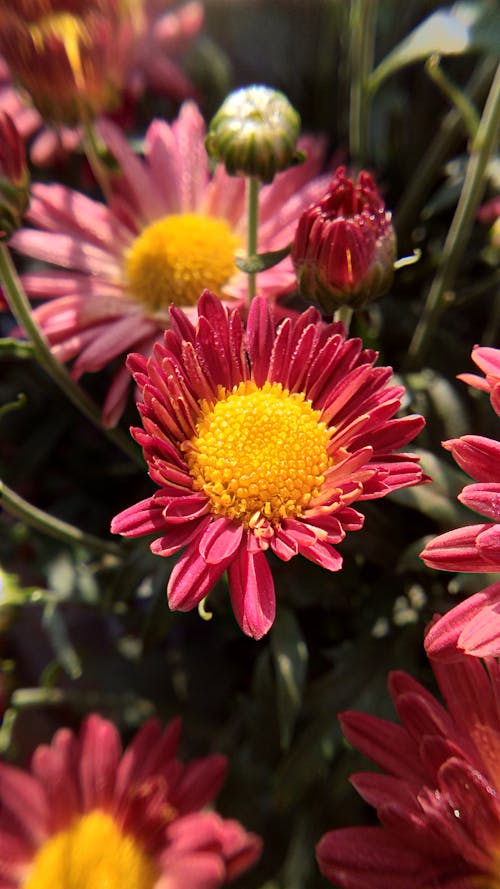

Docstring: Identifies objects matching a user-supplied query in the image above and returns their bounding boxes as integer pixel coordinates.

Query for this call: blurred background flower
[0,712,261,888]
[9,102,330,425]
[0,0,203,165]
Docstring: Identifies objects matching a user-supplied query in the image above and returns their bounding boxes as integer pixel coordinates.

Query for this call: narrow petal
[167,536,232,611]
[228,546,276,640]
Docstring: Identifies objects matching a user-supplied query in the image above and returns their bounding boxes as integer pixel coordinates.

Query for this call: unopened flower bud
[0,112,29,240]
[292,166,396,312]
[205,85,301,183]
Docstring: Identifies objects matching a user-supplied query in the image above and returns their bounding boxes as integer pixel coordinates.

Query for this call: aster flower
[458,344,500,417]
[10,102,331,425]
[421,346,500,660]
[317,654,500,889]
[111,290,425,640]
[0,0,203,166]
[0,712,261,888]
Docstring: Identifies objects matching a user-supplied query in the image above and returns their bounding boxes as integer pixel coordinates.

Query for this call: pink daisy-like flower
[421,346,500,660]
[111,290,425,640]
[421,434,500,574]
[317,653,500,889]
[9,102,331,425]
[0,0,203,166]
[0,712,261,888]
[458,345,500,418]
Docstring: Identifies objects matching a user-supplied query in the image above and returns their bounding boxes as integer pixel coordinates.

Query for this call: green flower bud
[205,85,302,184]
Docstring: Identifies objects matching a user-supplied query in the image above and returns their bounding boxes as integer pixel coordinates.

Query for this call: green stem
[82,119,113,201]
[407,62,500,366]
[425,55,480,141]
[349,0,378,167]
[1,480,122,556]
[395,57,496,238]
[246,176,260,303]
[0,243,143,466]
[11,687,155,721]
[334,305,354,334]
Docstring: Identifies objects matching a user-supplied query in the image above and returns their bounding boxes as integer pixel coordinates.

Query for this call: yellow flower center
[185,381,332,527]
[29,13,90,86]
[23,810,158,889]
[125,213,240,312]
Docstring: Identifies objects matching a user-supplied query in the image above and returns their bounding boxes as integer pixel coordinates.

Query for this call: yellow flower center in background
[23,810,157,889]
[186,381,332,527]
[126,213,240,312]
[29,13,90,85]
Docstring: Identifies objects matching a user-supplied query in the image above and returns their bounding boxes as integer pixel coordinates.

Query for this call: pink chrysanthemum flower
[9,102,330,425]
[458,345,500,418]
[0,712,261,888]
[421,346,500,660]
[111,290,425,640]
[317,654,500,889]
[0,0,203,166]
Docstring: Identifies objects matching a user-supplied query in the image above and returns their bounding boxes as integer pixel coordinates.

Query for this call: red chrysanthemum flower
[421,346,500,661]
[458,345,500,418]
[111,290,425,639]
[317,654,500,889]
[0,713,261,888]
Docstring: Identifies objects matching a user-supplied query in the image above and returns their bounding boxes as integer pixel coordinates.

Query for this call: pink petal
[167,536,232,611]
[151,515,211,556]
[317,826,424,889]
[79,715,121,811]
[111,497,167,536]
[425,582,500,661]
[197,518,244,565]
[443,435,500,483]
[228,546,275,640]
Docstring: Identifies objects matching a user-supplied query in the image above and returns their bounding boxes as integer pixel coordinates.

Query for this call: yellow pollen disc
[23,810,158,889]
[185,380,332,527]
[125,213,240,312]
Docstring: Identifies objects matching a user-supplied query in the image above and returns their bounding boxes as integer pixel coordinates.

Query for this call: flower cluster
[111,290,425,639]
[422,346,500,660]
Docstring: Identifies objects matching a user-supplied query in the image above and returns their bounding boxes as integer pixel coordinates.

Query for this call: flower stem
[246,176,260,302]
[395,57,496,238]
[0,243,143,466]
[334,305,354,334]
[82,119,113,200]
[349,0,378,167]
[408,62,500,366]
[0,480,122,556]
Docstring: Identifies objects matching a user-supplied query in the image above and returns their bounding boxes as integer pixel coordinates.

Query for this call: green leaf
[0,568,37,607]
[270,606,308,750]
[42,602,83,680]
[369,3,500,93]
[235,243,291,275]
